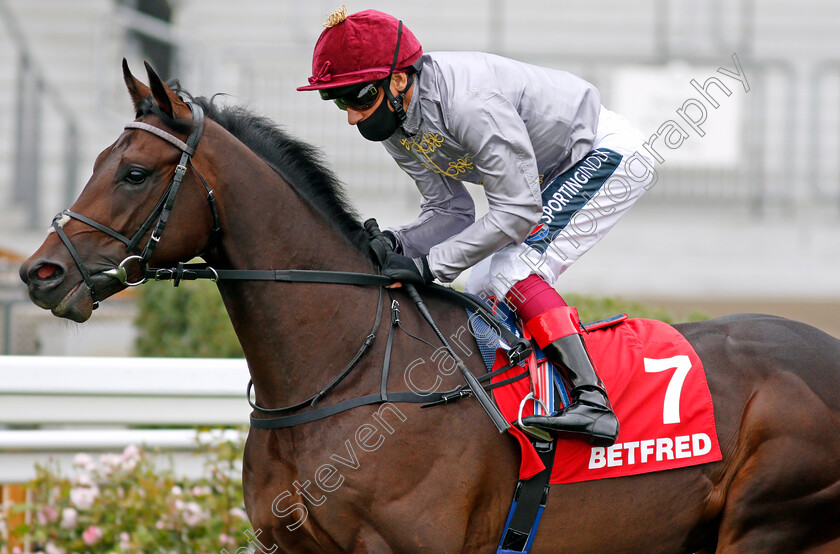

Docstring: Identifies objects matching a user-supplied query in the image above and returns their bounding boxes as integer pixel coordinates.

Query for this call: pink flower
[219,533,235,545]
[70,486,98,510]
[44,543,65,554]
[99,453,122,474]
[74,474,94,487]
[73,453,95,471]
[121,457,138,472]
[182,501,206,527]
[229,506,248,520]
[120,445,141,471]
[119,532,131,549]
[60,507,78,529]
[36,505,59,525]
[81,525,103,545]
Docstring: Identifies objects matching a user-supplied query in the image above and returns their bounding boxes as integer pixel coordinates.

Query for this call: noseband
[50,101,219,308]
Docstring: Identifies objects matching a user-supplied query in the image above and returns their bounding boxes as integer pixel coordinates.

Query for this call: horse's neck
[206,138,378,408]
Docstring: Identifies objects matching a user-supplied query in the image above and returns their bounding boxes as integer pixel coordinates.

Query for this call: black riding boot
[521,333,620,447]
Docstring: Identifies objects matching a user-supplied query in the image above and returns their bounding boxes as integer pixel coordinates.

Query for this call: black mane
[137,94,371,256]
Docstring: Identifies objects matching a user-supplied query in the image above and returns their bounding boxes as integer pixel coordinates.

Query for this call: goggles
[321,82,381,111]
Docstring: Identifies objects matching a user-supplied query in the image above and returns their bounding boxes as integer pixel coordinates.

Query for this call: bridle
[50,101,219,308]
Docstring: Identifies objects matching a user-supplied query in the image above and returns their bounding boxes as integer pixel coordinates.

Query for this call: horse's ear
[123,58,151,114]
[145,61,190,119]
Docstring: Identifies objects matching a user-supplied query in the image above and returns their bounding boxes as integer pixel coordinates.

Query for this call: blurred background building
[1,0,839,355]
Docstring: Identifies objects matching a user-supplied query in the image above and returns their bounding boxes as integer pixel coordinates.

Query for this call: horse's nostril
[37,264,59,280]
[30,262,64,284]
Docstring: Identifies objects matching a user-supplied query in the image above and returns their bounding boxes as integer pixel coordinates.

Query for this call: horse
[19,62,840,553]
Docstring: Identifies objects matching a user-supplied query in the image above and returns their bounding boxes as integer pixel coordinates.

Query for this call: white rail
[0,356,250,482]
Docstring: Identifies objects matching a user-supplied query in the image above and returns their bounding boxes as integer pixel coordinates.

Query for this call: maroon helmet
[297,8,423,92]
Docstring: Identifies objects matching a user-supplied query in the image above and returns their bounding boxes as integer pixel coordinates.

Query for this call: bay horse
[19,62,840,552]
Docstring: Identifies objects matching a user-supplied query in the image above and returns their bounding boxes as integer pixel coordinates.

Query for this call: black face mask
[356,73,414,142]
[356,94,402,142]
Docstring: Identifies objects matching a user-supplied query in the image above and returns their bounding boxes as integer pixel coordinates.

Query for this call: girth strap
[497,440,557,553]
[497,382,562,553]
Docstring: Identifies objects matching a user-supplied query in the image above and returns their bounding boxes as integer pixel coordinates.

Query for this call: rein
[143,259,531,429]
[52,100,531,430]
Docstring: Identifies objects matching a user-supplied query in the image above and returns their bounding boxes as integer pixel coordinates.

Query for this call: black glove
[382,252,434,285]
[380,231,399,252]
[369,231,400,267]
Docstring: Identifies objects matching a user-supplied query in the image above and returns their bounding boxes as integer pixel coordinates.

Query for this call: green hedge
[564,293,708,325]
[134,280,244,358]
[134,280,706,358]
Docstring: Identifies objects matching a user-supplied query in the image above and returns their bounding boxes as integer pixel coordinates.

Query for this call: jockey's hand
[379,230,399,252]
[369,231,399,266]
[382,252,434,285]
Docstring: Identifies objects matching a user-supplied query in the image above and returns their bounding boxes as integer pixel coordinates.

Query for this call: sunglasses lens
[334,83,379,111]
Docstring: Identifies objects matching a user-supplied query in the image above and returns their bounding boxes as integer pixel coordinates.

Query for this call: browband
[124,121,194,154]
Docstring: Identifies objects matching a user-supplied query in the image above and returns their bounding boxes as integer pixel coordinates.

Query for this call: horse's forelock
[135,96,193,135]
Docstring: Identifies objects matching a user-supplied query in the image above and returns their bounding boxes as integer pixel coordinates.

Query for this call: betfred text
[589,432,713,469]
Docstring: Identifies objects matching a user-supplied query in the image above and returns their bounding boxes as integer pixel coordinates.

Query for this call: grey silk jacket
[383,51,601,283]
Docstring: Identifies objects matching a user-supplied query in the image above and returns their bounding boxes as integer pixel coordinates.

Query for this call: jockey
[298,7,656,447]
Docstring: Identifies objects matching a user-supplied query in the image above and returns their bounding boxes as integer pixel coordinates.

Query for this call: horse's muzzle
[20,258,69,307]
[20,256,123,323]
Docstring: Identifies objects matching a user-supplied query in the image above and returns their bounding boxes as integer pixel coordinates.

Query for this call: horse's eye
[125,168,147,185]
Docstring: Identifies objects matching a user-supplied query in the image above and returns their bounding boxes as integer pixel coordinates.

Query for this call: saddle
[467,297,722,552]
[467,296,627,416]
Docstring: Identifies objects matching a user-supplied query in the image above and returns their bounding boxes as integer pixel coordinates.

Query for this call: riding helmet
[297,8,423,92]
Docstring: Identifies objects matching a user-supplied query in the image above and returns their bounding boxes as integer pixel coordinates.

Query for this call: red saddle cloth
[492,317,722,484]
